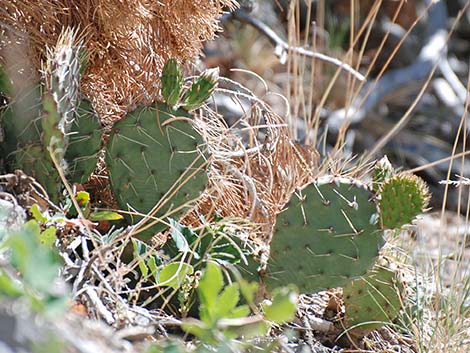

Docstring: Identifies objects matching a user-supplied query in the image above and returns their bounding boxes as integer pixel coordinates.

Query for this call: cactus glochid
[264,176,384,293]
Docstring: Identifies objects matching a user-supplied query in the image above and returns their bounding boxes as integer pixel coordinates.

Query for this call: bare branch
[229,9,365,82]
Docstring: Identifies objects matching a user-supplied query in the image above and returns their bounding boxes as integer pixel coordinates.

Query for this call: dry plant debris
[0,0,237,128]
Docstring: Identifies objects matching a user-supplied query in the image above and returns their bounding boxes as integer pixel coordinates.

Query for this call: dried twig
[328,0,448,130]
[228,9,365,81]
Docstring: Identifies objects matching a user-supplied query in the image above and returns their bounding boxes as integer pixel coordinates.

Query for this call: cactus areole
[265,176,384,293]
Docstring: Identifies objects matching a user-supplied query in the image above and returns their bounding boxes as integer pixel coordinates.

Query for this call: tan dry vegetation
[0,0,237,128]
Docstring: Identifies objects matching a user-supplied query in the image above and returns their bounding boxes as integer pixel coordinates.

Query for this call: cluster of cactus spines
[371,155,394,193]
[105,104,208,231]
[264,176,384,293]
[44,29,81,141]
[379,173,430,229]
[342,260,402,332]
[65,101,103,184]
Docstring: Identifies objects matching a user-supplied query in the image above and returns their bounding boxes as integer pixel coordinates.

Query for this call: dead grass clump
[0,0,237,128]
[181,91,319,245]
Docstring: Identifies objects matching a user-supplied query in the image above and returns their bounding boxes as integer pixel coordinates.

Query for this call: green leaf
[75,191,90,208]
[30,204,48,223]
[198,262,224,307]
[158,262,194,289]
[39,226,57,247]
[6,220,61,295]
[132,238,149,256]
[181,319,209,339]
[229,305,250,318]
[0,271,23,298]
[262,286,298,324]
[217,283,240,318]
[169,219,191,253]
[89,211,123,221]
[238,278,258,305]
[148,256,158,280]
[138,257,149,277]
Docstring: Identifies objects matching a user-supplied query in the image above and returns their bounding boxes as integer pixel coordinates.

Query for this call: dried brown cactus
[0,0,237,128]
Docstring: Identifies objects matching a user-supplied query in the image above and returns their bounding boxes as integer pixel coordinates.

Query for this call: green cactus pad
[14,144,61,201]
[182,68,219,111]
[343,264,402,332]
[1,87,43,154]
[161,59,183,108]
[65,101,102,184]
[106,104,208,232]
[42,93,66,162]
[265,176,384,293]
[379,173,430,229]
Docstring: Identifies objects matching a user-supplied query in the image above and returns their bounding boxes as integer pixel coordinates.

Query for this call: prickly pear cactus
[65,101,102,184]
[379,173,429,229]
[105,104,208,231]
[265,176,384,293]
[161,59,183,108]
[13,144,61,199]
[343,261,402,333]
[181,67,219,111]
[1,86,43,155]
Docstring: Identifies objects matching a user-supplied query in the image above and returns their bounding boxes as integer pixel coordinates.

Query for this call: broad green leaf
[89,211,123,221]
[169,219,190,253]
[158,262,193,289]
[39,226,57,247]
[262,286,298,324]
[181,319,209,339]
[198,262,223,307]
[30,204,48,223]
[7,220,61,294]
[238,279,258,305]
[0,271,23,298]
[216,283,240,318]
[225,320,269,339]
[137,257,149,277]
[229,304,250,318]
[148,256,158,279]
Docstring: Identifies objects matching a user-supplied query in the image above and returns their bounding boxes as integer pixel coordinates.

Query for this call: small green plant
[182,261,297,347]
[0,218,68,315]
